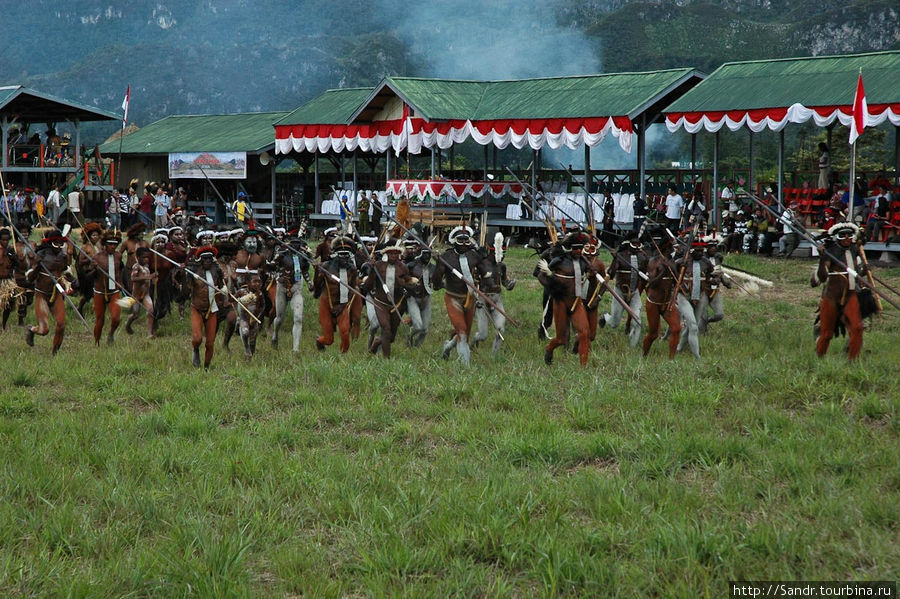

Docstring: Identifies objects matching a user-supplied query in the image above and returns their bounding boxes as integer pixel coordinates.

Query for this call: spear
[382,211,520,327]
[146,246,261,324]
[0,208,90,330]
[744,190,900,311]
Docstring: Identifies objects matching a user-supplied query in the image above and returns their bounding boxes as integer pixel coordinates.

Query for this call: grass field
[1,246,898,598]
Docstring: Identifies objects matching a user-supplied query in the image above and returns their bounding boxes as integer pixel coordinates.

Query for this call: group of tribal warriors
[0,211,518,368]
[1,200,872,366]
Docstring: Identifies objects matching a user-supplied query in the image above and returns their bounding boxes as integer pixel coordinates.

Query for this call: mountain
[1,0,896,145]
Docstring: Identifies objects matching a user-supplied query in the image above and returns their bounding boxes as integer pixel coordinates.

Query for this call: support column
[895,126,899,185]
[748,130,755,196]
[339,154,345,189]
[483,144,488,181]
[386,150,391,181]
[449,146,455,177]
[637,117,647,201]
[777,129,785,209]
[1,117,7,168]
[74,119,81,169]
[690,133,697,186]
[270,159,277,224]
[713,131,720,230]
[352,150,358,195]
[313,152,320,213]
[531,149,537,195]
[584,143,592,227]
[492,145,497,175]
[430,147,436,180]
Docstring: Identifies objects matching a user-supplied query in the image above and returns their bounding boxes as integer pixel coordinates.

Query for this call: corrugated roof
[276,88,374,126]
[99,111,289,155]
[665,50,900,113]
[285,70,703,127]
[0,85,120,121]
[470,70,699,120]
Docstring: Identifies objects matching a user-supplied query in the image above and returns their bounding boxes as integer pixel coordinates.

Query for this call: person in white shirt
[46,184,61,226]
[721,182,738,215]
[664,185,684,232]
[67,187,83,226]
[154,186,171,228]
[777,202,799,257]
[817,143,831,190]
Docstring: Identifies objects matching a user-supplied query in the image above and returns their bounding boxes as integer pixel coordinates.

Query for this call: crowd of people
[1,179,886,369]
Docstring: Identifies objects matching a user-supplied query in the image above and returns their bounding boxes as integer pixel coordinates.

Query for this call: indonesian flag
[395,102,412,157]
[121,85,130,129]
[848,72,866,145]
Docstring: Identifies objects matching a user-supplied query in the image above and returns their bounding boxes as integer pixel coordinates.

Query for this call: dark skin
[25,240,70,354]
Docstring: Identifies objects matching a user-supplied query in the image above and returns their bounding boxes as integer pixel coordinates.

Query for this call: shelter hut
[0,85,119,218]
[274,70,704,231]
[664,49,900,246]
[99,112,289,224]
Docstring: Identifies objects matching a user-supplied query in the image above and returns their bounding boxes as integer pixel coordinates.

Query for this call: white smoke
[374,0,603,80]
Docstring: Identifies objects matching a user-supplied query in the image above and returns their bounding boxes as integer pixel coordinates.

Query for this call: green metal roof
[665,50,900,113]
[280,70,703,128]
[0,84,120,121]
[276,88,374,126]
[382,70,701,121]
[99,111,289,155]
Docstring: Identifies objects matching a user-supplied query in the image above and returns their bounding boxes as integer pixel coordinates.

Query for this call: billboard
[168,152,247,179]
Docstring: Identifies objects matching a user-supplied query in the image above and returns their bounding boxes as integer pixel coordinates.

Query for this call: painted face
[52,240,65,251]
[385,249,402,263]
[171,229,185,244]
[335,250,353,265]
[243,236,258,253]
[104,241,119,252]
[835,230,854,247]
[200,254,215,269]
[198,234,214,246]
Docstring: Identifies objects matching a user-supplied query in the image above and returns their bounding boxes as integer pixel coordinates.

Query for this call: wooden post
[777,129,785,209]
[712,130,720,229]
[313,152,320,213]
[748,130,755,196]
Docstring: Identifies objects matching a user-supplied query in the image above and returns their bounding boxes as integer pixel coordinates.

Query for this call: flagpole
[848,140,857,223]
[847,67,865,224]
[116,85,129,194]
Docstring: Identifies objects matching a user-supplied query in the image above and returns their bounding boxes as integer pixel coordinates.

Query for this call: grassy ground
[1,246,898,598]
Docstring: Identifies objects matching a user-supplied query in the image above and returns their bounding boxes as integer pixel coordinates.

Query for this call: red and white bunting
[386,179,524,201]
[275,116,634,156]
[665,102,900,134]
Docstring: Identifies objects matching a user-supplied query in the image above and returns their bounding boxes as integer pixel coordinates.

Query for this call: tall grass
[0,248,897,597]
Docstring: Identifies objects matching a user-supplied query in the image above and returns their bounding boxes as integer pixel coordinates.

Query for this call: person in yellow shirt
[231,191,252,224]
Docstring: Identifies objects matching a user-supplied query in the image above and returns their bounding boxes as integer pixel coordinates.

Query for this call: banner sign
[168,152,247,179]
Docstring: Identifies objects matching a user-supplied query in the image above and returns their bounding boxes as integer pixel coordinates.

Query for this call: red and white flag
[848,72,866,145]
[121,85,130,129]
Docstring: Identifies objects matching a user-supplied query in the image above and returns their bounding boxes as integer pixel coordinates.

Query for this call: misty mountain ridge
[1,0,897,145]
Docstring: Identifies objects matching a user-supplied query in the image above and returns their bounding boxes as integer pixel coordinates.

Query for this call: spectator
[107,189,123,230]
[46,184,61,226]
[231,191,250,224]
[866,189,890,242]
[154,185,171,228]
[664,185,683,232]
[139,183,154,226]
[721,181,738,216]
[33,188,46,226]
[67,186,83,226]
[632,194,647,233]
[752,208,770,254]
[817,142,830,190]
[777,202,799,258]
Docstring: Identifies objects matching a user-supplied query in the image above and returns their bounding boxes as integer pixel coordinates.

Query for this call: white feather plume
[494,232,504,263]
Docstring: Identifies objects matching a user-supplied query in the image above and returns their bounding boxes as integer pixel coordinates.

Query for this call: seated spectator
[865,190,891,241]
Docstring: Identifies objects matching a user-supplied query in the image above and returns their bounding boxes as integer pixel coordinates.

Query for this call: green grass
[1,247,898,597]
